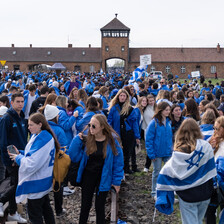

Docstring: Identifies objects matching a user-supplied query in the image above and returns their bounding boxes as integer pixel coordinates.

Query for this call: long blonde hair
[135,96,147,115]
[174,118,203,153]
[108,89,131,115]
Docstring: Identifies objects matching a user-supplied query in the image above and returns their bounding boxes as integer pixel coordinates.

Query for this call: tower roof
[100,16,130,31]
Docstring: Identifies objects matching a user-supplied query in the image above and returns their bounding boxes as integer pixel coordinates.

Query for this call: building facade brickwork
[0,16,224,78]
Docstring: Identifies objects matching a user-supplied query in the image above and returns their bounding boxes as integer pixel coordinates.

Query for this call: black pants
[141,129,151,169]
[0,166,19,215]
[28,194,55,224]
[54,186,63,215]
[145,156,151,169]
[79,170,108,224]
[205,189,224,224]
[121,130,135,173]
[131,143,137,171]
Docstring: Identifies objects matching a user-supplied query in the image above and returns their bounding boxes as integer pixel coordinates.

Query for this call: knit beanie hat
[44,104,59,121]
[0,106,8,116]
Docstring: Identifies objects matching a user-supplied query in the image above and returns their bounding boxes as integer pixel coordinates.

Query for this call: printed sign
[140,54,151,66]
[191,71,200,77]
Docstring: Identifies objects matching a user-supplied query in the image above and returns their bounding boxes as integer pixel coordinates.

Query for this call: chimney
[89,44,91,48]
[11,44,14,48]
[30,44,32,48]
[68,44,72,48]
[217,43,221,53]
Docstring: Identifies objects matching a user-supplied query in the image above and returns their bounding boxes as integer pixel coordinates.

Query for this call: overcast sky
[1,0,224,48]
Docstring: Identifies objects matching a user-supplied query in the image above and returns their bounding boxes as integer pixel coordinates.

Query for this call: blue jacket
[134,107,142,135]
[216,157,224,191]
[78,100,86,112]
[57,106,77,145]
[73,106,84,132]
[68,135,124,192]
[48,121,69,148]
[200,87,210,95]
[145,118,173,159]
[107,104,140,139]
[76,111,103,133]
[0,107,28,166]
[149,89,159,96]
[159,85,169,91]
[100,95,108,109]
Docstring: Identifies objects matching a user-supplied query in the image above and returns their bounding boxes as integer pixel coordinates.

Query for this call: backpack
[53,147,71,192]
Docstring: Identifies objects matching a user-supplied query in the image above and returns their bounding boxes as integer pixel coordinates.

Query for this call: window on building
[74,65,81,72]
[121,46,125,52]
[196,65,200,71]
[211,66,216,74]
[105,46,109,52]
[165,66,171,73]
[103,31,111,37]
[150,66,156,72]
[181,66,186,74]
[90,65,95,73]
[13,65,20,70]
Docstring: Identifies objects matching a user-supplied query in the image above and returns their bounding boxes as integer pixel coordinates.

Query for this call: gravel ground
[14,146,181,224]
[52,147,181,224]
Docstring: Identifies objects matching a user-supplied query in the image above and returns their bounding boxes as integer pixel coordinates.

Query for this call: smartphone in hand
[7,145,17,154]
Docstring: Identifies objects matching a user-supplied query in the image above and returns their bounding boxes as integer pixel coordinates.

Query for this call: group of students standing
[0,72,224,224]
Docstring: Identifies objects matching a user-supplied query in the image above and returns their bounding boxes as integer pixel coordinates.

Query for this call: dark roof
[0,47,101,62]
[100,17,130,31]
[129,47,224,63]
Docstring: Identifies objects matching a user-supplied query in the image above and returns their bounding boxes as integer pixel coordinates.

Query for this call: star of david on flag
[185,146,205,170]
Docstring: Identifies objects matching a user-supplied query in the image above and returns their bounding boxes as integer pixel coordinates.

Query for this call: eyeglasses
[160,82,164,84]
[88,123,96,129]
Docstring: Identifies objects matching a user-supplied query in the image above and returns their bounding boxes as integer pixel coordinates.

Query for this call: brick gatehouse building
[0,15,224,78]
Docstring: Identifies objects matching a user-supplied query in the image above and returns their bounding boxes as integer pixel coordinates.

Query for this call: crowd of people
[0,70,224,223]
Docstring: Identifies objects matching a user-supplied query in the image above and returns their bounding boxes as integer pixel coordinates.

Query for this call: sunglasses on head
[88,123,96,129]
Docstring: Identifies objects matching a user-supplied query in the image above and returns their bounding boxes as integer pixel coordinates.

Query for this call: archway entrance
[106,58,125,74]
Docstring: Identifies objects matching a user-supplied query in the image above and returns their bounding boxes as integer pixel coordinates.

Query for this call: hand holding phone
[7,145,18,155]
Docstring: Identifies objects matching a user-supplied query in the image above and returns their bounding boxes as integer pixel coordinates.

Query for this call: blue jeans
[151,157,170,197]
[179,197,210,224]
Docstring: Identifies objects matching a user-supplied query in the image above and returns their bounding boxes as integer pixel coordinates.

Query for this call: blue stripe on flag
[157,157,215,187]
[16,176,53,197]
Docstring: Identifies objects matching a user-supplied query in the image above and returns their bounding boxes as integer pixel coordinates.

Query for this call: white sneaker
[0,202,3,217]
[153,196,157,201]
[7,211,27,223]
[143,168,149,172]
[63,186,75,196]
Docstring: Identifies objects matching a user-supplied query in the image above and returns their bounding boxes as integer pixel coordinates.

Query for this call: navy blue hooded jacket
[0,107,28,166]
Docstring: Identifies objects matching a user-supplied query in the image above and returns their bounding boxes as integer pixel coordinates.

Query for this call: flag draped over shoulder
[155,139,217,214]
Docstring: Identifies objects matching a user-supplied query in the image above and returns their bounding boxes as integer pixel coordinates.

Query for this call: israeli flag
[129,65,147,83]
[155,139,217,214]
